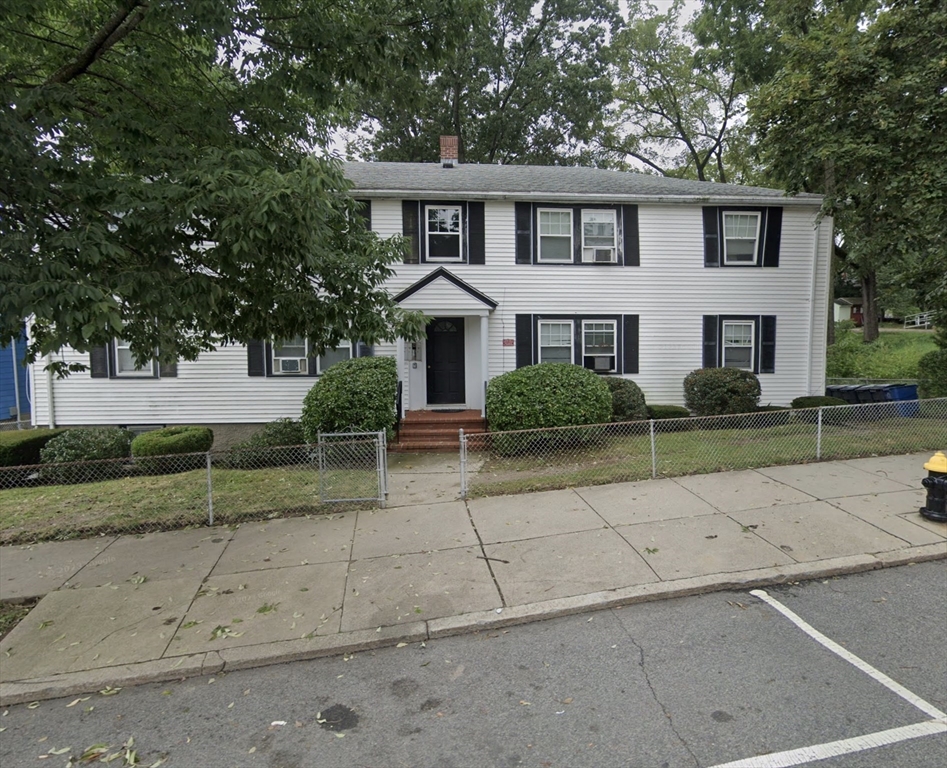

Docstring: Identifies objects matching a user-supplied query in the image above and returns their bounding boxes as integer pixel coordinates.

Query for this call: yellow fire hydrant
[920,451,947,523]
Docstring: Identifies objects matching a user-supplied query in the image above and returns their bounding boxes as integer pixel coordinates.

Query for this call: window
[317,344,352,373]
[539,321,573,364]
[582,210,617,263]
[115,338,155,377]
[273,337,309,375]
[582,320,617,372]
[722,212,761,265]
[722,321,754,370]
[538,209,573,262]
[425,205,463,261]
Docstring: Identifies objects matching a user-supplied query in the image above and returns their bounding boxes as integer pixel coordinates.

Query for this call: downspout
[806,217,821,396]
[45,355,56,428]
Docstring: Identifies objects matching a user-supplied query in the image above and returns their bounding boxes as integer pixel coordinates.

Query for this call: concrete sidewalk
[1,452,944,705]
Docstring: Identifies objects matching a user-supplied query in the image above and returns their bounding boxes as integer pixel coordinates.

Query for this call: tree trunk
[827,249,836,346]
[861,270,880,343]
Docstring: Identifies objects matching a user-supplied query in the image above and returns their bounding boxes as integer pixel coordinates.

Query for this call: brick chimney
[440,135,459,168]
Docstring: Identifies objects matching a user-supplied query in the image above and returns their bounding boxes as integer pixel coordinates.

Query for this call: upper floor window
[538,209,573,262]
[115,338,155,377]
[722,321,754,370]
[539,320,574,363]
[426,205,463,261]
[581,210,617,263]
[722,213,761,265]
[582,320,617,372]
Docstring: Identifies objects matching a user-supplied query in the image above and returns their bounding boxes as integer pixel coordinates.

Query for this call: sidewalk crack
[618,621,699,767]
[463,501,507,607]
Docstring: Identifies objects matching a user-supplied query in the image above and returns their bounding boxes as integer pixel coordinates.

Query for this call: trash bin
[887,383,919,417]
[855,385,877,404]
[835,385,862,404]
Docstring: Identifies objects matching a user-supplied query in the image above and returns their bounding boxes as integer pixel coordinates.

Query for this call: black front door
[426,318,465,404]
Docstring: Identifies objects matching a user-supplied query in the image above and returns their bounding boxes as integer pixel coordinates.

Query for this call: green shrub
[39,427,133,483]
[791,396,848,409]
[301,356,398,442]
[0,429,67,467]
[227,419,308,468]
[917,349,947,398]
[646,405,690,420]
[131,426,214,473]
[603,377,648,423]
[683,367,761,416]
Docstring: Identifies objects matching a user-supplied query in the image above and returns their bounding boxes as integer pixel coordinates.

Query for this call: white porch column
[480,315,489,417]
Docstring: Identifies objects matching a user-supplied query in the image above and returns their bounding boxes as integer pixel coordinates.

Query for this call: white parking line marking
[750,589,946,720]
[708,720,947,768]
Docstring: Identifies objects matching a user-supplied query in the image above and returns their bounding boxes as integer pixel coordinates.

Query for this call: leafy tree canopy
[350,0,620,165]
[1,0,470,373]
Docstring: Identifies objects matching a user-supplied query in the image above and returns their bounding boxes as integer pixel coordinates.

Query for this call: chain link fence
[461,398,947,498]
[0,433,387,545]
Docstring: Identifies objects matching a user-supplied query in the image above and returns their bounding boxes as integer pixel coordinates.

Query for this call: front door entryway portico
[426,318,465,404]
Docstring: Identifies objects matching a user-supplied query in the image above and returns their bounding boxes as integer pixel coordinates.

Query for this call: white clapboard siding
[33,198,830,426]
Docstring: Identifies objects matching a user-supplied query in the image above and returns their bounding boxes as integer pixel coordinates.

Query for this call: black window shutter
[247,340,266,376]
[89,345,110,378]
[762,207,782,267]
[622,315,639,374]
[514,202,532,264]
[759,315,777,373]
[158,359,177,378]
[468,201,485,264]
[356,342,374,358]
[307,346,320,377]
[703,207,720,267]
[702,316,719,368]
[402,200,420,263]
[622,205,640,267]
[357,199,372,230]
[515,314,533,368]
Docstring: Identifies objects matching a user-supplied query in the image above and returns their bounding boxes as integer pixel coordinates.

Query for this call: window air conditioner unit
[585,248,616,263]
[593,355,614,371]
[278,358,307,374]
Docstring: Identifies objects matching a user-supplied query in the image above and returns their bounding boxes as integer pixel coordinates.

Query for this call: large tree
[750,0,947,342]
[602,0,754,183]
[1,0,468,373]
[351,0,620,165]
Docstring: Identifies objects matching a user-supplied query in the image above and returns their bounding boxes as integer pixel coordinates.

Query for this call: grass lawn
[827,327,937,379]
[0,465,378,545]
[0,599,36,640]
[469,412,945,497]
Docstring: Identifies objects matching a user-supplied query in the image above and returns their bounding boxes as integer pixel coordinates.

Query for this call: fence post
[317,431,325,503]
[380,431,388,497]
[816,407,823,460]
[205,452,214,526]
[459,428,467,499]
[376,431,386,508]
[650,420,657,479]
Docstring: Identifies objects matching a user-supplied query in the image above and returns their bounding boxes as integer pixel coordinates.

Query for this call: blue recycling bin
[886,383,919,417]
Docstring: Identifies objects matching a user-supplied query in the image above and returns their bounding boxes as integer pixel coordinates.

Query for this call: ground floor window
[722,321,754,370]
[539,321,573,363]
[581,320,617,372]
[115,338,155,376]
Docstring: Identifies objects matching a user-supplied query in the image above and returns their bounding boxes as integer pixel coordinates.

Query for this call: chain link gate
[316,431,388,507]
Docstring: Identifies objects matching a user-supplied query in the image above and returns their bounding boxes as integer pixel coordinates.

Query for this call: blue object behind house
[1,325,29,422]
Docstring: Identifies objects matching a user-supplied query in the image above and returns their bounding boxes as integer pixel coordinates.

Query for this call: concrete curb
[2,545,944,707]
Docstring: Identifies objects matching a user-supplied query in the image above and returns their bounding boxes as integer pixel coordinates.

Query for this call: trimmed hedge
[604,377,648,423]
[302,356,398,442]
[917,348,947,398]
[39,427,134,483]
[646,405,690,420]
[0,429,67,467]
[791,396,848,409]
[131,426,214,474]
[227,419,308,468]
[683,367,761,416]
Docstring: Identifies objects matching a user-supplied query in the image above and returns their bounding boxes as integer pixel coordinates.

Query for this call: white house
[29,153,833,446]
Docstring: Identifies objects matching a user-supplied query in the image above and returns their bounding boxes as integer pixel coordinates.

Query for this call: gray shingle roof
[343,162,822,205]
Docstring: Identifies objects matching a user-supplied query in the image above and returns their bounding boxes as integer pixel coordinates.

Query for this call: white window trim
[537,208,573,263]
[538,320,574,364]
[272,338,309,375]
[115,338,155,377]
[316,342,354,375]
[581,209,618,264]
[722,320,755,370]
[581,320,617,373]
[722,212,761,266]
[424,204,464,262]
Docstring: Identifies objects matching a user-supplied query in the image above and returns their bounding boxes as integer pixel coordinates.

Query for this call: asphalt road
[1,561,944,768]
